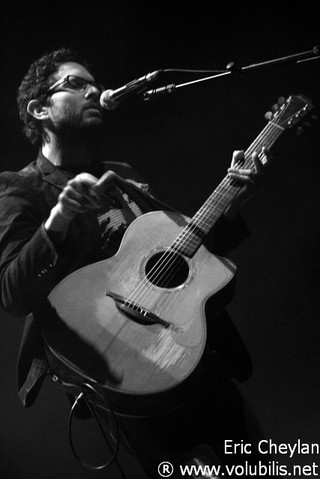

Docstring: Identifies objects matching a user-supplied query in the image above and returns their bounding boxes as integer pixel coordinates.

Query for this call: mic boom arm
[143,45,320,101]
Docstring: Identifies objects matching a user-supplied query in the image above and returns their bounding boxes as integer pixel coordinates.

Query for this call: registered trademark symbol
[158,461,174,477]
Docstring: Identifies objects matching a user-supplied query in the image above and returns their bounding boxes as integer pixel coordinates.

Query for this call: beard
[49,118,105,149]
[47,101,105,143]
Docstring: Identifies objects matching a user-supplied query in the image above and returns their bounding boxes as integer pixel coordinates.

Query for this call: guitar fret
[173,232,202,256]
[173,121,284,256]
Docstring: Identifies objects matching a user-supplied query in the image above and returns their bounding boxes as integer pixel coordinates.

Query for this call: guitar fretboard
[172,121,284,257]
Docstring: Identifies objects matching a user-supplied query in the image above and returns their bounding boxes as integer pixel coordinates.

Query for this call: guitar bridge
[105,290,177,330]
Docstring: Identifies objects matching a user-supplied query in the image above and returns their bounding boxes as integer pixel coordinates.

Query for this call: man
[0,48,272,477]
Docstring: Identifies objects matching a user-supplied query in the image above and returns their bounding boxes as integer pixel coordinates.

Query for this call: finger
[228,167,254,176]
[95,170,118,195]
[72,172,99,185]
[59,195,85,215]
[61,185,101,211]
[260,146,272,165]
[251,152,264,174]
[67,176,102,206]
[228,171,255,185]
[231,150,245,168]
[78,187,102,207]
[251,148,271,173]
[67,173,99,196]
[63,184,84,203]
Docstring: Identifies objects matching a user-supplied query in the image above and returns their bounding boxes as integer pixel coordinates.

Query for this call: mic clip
[143,83,176,101]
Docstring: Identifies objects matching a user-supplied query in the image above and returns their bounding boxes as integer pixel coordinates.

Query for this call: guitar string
[68,122,283,386]
[122,107,288,316]
[177,124,282,241]
[138,98,304,312]
[122,124,280,316]
[123,122,282,316]
[151,115,286,263]
[139,127,281,308]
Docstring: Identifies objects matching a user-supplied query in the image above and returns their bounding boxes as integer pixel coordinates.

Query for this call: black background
[0,1,319,478]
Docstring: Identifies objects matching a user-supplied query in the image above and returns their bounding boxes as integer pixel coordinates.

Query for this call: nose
[84,83,101,99]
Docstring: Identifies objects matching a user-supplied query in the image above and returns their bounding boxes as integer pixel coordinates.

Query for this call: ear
[27,99,49,120]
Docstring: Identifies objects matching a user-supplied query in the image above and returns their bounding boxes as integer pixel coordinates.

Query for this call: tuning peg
[277,96,286,106]
[264,111,273,121]
[295,114,318,136]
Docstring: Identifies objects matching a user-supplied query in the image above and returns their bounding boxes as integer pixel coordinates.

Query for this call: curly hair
[17,47,92,147]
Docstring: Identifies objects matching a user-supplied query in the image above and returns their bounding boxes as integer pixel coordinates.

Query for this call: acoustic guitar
[42,94,313,416]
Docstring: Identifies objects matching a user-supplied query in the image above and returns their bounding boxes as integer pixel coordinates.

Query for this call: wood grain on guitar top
[45,211,236,397]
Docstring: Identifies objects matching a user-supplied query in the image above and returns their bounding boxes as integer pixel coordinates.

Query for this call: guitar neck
[173,120,284,256]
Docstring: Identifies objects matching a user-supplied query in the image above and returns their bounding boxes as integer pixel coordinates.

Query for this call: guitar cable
[67,382,123,473]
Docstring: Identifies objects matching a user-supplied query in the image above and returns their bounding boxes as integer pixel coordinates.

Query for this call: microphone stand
[143,45,319,101]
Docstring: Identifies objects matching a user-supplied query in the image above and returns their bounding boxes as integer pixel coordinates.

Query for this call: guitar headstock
[264,94,314,130]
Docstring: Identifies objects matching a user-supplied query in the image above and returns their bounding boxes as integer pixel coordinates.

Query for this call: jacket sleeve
[0,172,68,316]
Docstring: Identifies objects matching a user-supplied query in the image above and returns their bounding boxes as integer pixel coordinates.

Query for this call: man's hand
[224,147,272,220]
[44,172,107,243]
[56,173,103,218]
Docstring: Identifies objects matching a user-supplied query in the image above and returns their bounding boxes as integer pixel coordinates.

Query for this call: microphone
[100,70,161,110]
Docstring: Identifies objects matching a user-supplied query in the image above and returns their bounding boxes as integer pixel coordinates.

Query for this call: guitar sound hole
[145,251,189,289]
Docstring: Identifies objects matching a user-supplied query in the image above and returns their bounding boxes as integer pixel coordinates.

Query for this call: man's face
[45,62,104,137]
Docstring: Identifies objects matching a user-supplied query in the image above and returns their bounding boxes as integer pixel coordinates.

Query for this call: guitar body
[43,210,236,416]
